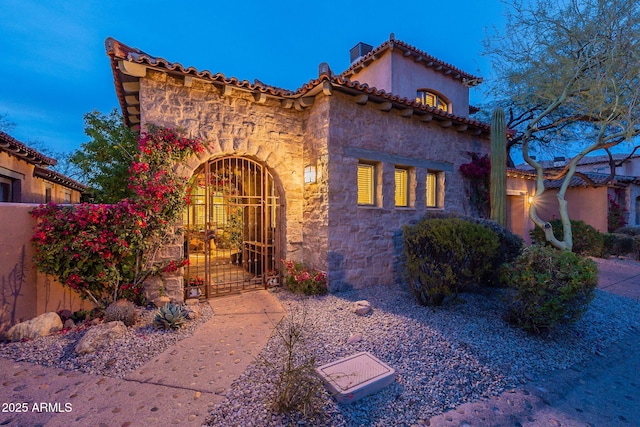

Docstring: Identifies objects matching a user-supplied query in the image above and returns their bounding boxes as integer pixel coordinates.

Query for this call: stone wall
[325,92,490,290]
[137,71,318,298]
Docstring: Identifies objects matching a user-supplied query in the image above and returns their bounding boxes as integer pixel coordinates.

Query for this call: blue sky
[0,0,507,154]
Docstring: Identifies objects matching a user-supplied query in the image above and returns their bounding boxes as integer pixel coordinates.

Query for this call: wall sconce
[528,195,535,204]
[304,164,317,184]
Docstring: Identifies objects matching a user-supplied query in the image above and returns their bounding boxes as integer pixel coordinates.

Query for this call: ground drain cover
[315,351,396,404]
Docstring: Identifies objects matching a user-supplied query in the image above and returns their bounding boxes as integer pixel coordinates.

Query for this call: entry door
[184,157,279,297]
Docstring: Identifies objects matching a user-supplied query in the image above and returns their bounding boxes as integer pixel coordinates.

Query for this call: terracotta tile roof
[33,166,88,192]
[340,34,482,87]
[508,167,640,188]
[105,38,490,136]
[544,172,640,189]
[0,130,57,166]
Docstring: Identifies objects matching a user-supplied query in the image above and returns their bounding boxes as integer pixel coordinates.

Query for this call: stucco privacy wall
[326,92,489,289]
[137,70,313,290]
[0,204,88,332]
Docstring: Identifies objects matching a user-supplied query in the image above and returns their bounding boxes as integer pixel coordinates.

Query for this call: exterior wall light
[304,165,317,184]
[528,195,535,204]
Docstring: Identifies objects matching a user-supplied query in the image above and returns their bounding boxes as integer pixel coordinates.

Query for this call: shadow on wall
[1,245,26,332]
[328,251,350,292]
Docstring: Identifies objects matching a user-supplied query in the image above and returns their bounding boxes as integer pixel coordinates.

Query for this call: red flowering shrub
[608,195,628,232]
[31,127,206,308]
[459,153,491,218]
[282,260,328,295]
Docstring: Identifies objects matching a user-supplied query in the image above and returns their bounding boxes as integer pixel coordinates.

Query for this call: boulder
[63,319,76,329]
[152,295,171,308]
[184,305,200,320]
[352,300,372,316]
[75,321,127,354]
[7,312,63,342]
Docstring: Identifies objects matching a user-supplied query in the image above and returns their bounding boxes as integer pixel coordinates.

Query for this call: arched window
[416,89,450,112]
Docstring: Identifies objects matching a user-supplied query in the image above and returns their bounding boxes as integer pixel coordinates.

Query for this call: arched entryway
[183,156,280,298]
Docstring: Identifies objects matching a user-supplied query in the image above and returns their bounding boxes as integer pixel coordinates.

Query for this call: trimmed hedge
[403,218,499,305]
[500,245,598,335]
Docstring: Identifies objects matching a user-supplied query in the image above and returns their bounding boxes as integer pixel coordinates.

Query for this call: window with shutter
[357,163,375,205]
[395,168,408,207]
[426,172,437,207]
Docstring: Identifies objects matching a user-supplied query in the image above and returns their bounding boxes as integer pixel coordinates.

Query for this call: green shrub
[403,218,500,305]
[603,233,635,257]
[153,303,188,329]
[104,299,138,326]
[530,219,604,257]
[420,211,524,286]
[614,226,640,236]
[500,245,598,335]
[634,236,640,260]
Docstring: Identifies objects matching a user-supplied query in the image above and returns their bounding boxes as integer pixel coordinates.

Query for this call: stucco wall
[0,204,88,333]
[325,92,489,289]
[348,50,471,117]
[0,151,82,204]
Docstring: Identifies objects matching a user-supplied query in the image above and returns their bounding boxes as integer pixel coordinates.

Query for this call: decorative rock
[353,300,372,316]
[7,312,63,341]
[184,298,200,306]
[64,319,75,329]
[153,295,171,308]
[347,333,363,344]
[75,321,127,354]
[184,305,200,320]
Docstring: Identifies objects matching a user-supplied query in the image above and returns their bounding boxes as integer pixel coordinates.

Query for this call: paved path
[0,290,284,427]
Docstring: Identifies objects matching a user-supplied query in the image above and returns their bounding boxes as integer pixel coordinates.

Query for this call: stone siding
[325,92,490,290]
[137,71,319,298]
[136,70,490,295]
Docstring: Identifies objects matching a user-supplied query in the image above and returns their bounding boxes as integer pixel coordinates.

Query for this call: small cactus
[153,303,188,330]
[104,299,138,327]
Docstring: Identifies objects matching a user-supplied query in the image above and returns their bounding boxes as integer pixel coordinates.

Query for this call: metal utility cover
[315,352,396,404]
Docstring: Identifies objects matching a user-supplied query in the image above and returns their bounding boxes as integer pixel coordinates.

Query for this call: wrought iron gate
[183,157,279,298]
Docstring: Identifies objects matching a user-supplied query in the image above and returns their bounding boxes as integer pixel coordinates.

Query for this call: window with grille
[395,168,408,207]
[357,163,375,205]
[416,89,449,112]
[426,172,438,207]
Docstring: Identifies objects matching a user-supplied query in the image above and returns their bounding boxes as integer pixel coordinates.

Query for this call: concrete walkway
[0,290,284,427]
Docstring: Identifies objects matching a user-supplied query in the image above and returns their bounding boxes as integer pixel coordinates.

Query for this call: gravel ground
[206,284,640,427]
[0,303,213,378]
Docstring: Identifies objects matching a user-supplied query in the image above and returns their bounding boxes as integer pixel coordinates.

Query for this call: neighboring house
[106,34,491,300]
[506,154,640,243]
[0,131,86,203]
[0,132,89,333]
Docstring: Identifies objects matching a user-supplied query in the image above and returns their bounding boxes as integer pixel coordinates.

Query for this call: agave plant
[153,302,188,330]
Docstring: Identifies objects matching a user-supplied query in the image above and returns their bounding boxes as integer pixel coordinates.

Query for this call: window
[45,187,52,203]
[0,177,11,202]
[416,89,449,112]
[357,163,375,205]
[426,172,438,207]
[395,168,408,207]
[63,191,71,203]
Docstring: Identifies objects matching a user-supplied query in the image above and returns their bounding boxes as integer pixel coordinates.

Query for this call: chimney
[553,156,566,167]
[350,42,373,64]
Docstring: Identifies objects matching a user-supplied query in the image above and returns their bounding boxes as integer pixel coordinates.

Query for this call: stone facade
[107,36,492,297]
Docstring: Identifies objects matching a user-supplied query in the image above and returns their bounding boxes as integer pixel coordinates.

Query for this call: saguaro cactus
[490,108,507,226]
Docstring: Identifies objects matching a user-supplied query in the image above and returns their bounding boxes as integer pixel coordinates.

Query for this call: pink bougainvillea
[31,127,206,307]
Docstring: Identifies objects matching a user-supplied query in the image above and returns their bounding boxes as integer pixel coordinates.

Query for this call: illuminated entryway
[183,156,280,298]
